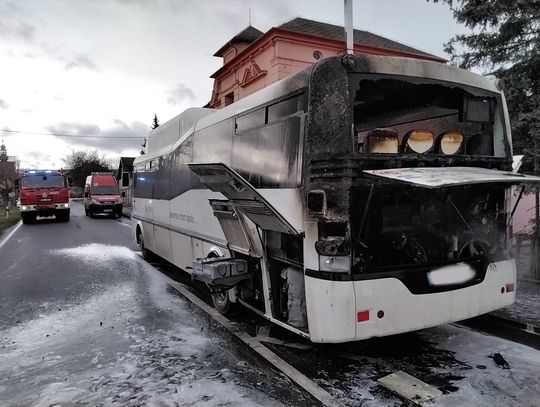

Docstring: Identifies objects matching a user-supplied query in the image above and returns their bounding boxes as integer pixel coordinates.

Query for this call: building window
[224,92,234,106]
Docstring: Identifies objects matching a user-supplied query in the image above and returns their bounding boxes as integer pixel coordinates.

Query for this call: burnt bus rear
[302,55,530,341]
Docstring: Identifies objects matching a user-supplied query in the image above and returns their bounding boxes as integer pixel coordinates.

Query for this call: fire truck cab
[19,170,70,224]
[84,173,124,218]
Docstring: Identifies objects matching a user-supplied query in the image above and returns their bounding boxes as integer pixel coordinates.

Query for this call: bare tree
[62,150,111,188]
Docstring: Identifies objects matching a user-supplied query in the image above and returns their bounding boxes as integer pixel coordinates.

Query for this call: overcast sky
[0,0,464,169]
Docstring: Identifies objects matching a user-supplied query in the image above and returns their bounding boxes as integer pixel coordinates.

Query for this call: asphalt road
[2,202,540,407]
[0,202,314,407]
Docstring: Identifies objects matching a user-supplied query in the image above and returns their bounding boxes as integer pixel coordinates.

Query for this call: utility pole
[344,0,354,55]
[535,137,540,279]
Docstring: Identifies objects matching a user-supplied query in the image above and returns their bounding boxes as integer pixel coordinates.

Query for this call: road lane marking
[166,279,345,407]
[0,221,22,251]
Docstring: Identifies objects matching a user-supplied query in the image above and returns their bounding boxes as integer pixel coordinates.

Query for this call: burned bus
[132,55,540,343]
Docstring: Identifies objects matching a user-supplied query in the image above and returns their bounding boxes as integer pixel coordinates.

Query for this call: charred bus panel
[302,55,540,342]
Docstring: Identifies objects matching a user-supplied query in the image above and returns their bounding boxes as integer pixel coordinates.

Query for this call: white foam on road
[419,324,540,407]
[1,243,285,407]
[51,243,136,265]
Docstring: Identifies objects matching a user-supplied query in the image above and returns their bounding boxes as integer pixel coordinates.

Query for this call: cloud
[46,120,148,153]
[64,54,100,72]
[0,99,9,109]
[23,151,56,169]
[0,20,35,42]
[166,83,196,106]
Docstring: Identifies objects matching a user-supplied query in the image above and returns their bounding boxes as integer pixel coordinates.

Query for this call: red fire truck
[18,170,70,224]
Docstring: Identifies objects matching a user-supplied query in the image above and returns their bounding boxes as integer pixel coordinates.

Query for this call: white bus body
[132,55,540,343]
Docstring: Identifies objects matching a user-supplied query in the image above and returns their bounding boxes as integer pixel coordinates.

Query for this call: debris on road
[490,353,510,369]
[377,370,443,405]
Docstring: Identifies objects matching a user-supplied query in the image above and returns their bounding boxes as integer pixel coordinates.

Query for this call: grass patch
[0,208,21,235]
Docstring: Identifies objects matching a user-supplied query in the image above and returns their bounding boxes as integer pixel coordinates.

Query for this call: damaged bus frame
[132,54,540,343]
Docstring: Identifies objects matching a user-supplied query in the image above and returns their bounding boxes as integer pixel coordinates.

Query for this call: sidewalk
[490,243,540,330]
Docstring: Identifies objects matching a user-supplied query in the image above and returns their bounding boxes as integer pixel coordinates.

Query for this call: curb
[519,277,540,285]
[483,313,540,336]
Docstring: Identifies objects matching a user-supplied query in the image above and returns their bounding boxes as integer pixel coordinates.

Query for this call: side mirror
[84,192,89,198]
[121,191,126,197]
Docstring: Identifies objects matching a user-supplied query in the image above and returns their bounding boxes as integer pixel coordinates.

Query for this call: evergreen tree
[152,114,160,130]
[432,0,540,172]
[432,0,540,274]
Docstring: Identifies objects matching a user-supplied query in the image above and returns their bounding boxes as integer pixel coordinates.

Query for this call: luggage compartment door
[209,199,254,255]
[189,163,300,235]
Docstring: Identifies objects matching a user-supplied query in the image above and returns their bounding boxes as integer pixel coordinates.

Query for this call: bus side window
[267,93,305,123]
[133,163,152,199]
[170,135,196,198]
[236,108,265,133]
[154,154,171,200]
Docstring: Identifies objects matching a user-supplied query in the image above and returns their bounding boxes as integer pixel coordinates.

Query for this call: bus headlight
[21,205,28,211]
[319,255,350,272]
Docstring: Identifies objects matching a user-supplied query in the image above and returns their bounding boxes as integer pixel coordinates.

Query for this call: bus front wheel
[211,290,233,315]
[138,230,154,261]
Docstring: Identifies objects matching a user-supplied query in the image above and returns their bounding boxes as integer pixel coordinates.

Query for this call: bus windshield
[351,74,508,158]
[90,186,119,195]
[351,184,508,272]
[21,175,66,189]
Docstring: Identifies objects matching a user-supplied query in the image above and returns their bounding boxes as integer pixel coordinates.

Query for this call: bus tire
[211,290,233,315]
[138,230,154,261]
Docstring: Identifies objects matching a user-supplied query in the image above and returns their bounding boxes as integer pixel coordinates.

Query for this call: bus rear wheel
[138,230,155,261]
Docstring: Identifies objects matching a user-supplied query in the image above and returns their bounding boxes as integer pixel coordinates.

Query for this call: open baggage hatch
[189,163,300,236]
[362,167,540,235]
[363,167,540,188]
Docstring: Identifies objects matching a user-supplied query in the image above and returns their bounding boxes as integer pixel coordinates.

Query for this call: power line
[1,128,144,139]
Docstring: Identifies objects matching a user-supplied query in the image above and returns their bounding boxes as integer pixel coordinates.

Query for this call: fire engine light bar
[357,310,370,322]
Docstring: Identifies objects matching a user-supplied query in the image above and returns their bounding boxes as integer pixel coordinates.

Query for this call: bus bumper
[305,259,516,343]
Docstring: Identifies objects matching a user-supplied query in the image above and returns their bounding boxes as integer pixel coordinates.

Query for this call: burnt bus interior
[350,184,508,285]
[345,74,512,283]
[352,74,509,161]
[306,59,515,291]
